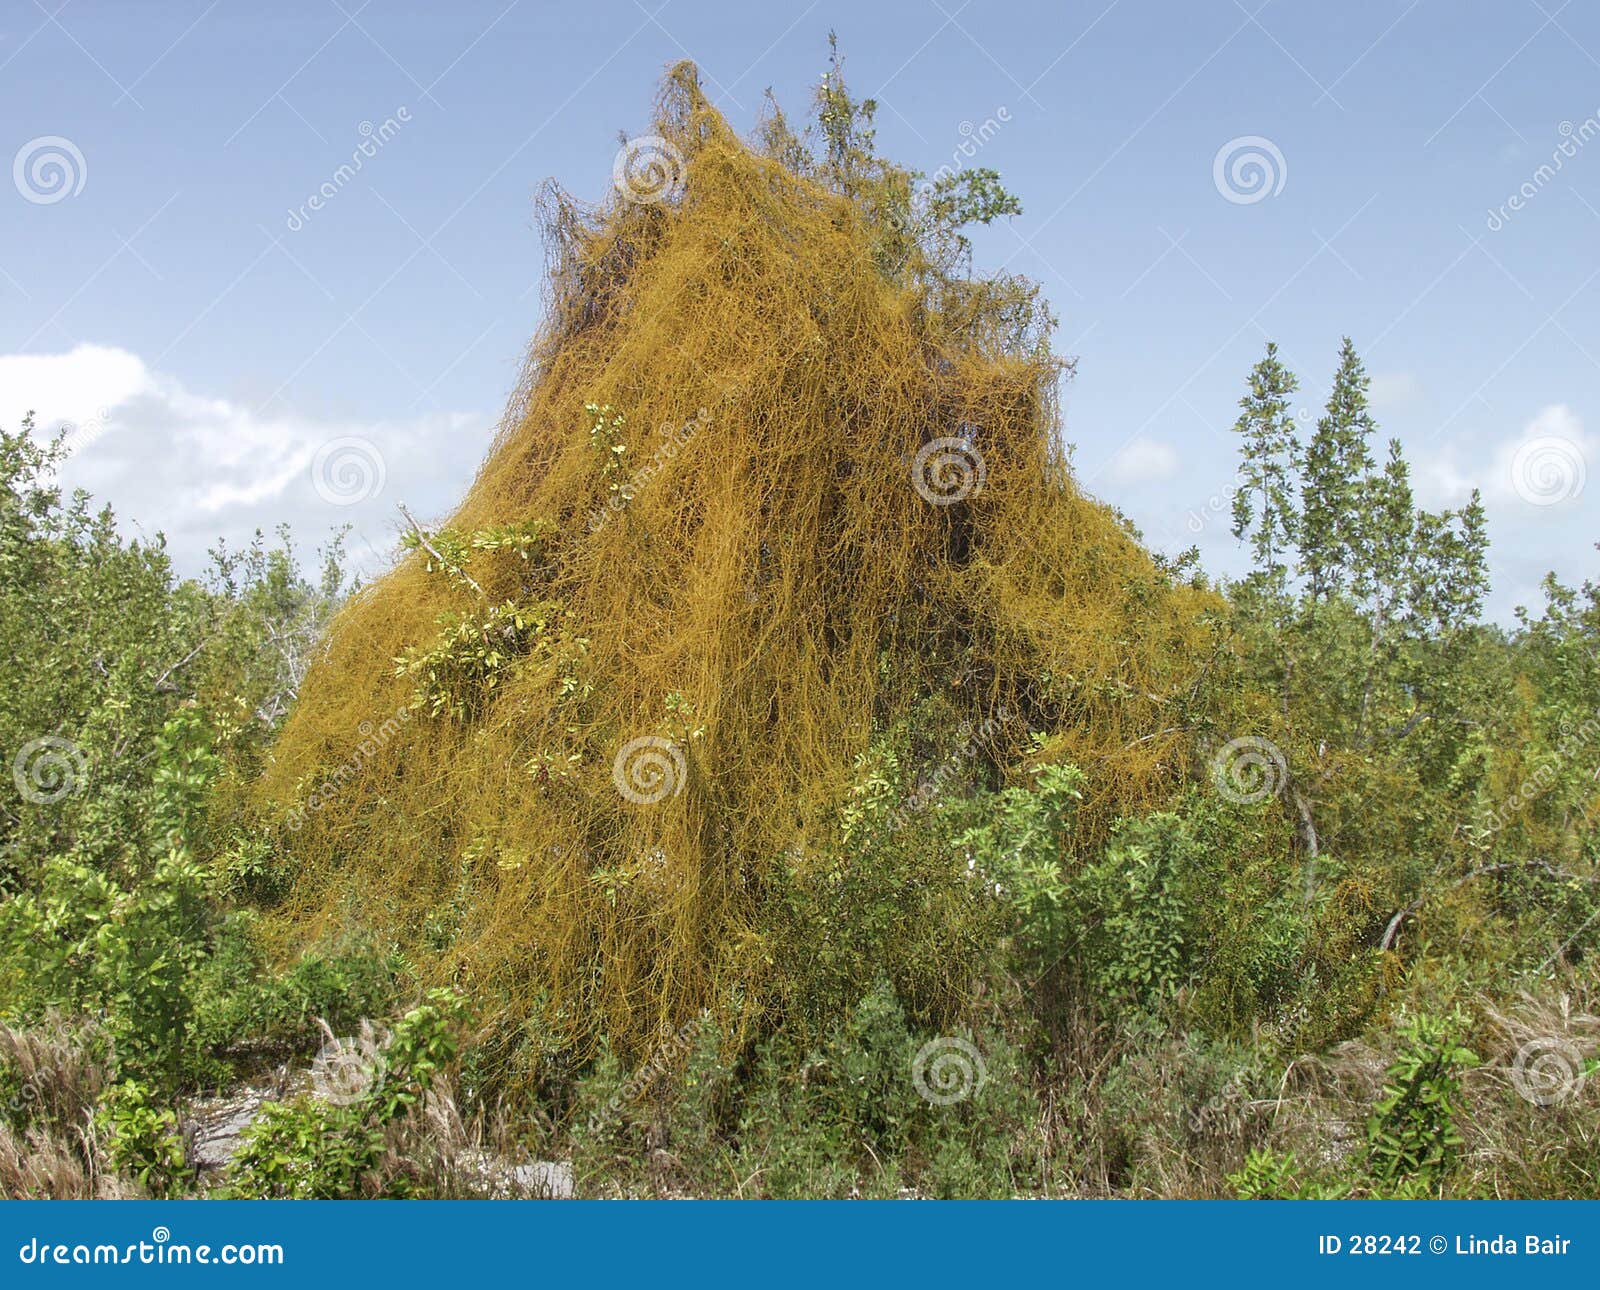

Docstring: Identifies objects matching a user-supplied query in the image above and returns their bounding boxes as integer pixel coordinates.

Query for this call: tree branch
[1379,859,1595,952]
[400,502,484,598]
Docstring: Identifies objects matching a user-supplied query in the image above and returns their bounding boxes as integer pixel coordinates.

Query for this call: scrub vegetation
[1,48,1595,1199]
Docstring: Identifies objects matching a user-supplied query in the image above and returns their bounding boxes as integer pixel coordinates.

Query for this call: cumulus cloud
[1491,404,1591,508]
[1104,436,1180,486]
[1408,402,1593,621]
[0,345,488,576]
[0,345,154,437]
[1419,404,1593,511]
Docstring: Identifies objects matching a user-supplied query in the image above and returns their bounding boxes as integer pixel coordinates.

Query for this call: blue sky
[1,0,1595,620]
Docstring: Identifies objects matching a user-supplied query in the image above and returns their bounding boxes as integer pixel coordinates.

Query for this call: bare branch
[399,502,484,598]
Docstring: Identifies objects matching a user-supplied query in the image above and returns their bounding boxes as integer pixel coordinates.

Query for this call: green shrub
[1072,813,1193,1010]
[735,981,1041,1199]
[225,987,467,1199]
[0,851,212,1088]
[223,1098,381,1200]
[1365,1011,1477,1190]
[98,1080,189,1198]
[956,761,1083,967]
[1224,1147,1355,1199]
[768,727,1010,1036]
[571,1011,735,1195]
[187,916,402,1073]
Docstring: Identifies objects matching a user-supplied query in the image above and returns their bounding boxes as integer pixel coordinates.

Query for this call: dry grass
[0,1014,108,1135]
[0,1016,128,1199]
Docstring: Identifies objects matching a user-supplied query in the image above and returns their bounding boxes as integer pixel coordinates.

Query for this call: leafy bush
[1228,1147,1306,1199]
[768,724,1011,1035]
[1071,813,1193,1010]
[0,852,211,1088]
[225,987,467,1199]
[187,916,403,1071]
[736,982,1041,1199]
[98,1080,189,1198]
[956,761,1082,966]
[1365,1012,1477,1190]
[0,424,348,893]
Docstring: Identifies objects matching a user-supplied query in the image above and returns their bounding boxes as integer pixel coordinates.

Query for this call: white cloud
[0,344,154,434]
[1369,370,1419,411]
[1105,437,1179,485]
[1490,404,1592,508]
[1414,454,1477,507]
[1419,404,1594,510]
[0,344,487,576]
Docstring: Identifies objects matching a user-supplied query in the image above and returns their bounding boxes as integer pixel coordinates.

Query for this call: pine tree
[1300,337,1377,600]
[1230,341,1302,595]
